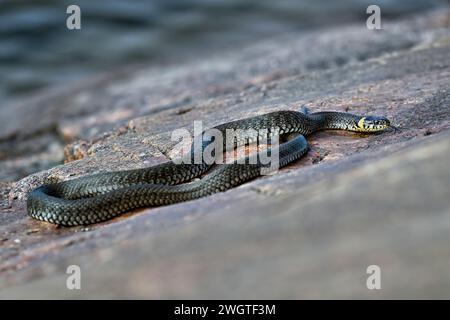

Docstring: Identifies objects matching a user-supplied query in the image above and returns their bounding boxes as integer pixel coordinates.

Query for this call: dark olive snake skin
[27,110,390,226]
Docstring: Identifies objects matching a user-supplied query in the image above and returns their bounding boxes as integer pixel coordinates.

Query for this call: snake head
[356,116,390,132]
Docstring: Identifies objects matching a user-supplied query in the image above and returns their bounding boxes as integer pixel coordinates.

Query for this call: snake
[27,110,391,226]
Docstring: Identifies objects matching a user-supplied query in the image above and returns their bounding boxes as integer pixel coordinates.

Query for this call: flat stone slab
[2,130,450,299]
[0,8,449,298]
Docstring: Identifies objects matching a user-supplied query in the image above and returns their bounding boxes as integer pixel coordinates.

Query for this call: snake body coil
[27,110,390,226]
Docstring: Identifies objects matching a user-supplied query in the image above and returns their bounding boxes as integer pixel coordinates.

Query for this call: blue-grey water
[0,0,446,105]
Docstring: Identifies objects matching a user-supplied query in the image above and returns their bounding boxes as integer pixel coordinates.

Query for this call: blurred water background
[0,0,447,105]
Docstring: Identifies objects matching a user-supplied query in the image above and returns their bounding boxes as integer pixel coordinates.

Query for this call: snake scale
[27,110,391,226]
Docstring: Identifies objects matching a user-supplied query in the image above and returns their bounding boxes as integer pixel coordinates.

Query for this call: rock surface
[0,8,449,298]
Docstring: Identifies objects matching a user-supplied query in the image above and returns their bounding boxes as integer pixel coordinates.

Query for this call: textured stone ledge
[0,8,449,298]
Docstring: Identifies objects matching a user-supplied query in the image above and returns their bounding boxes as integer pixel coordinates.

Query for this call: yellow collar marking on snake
[357,117,366,130]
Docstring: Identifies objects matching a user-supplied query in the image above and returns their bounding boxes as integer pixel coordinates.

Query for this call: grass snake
[27,110,391,226]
